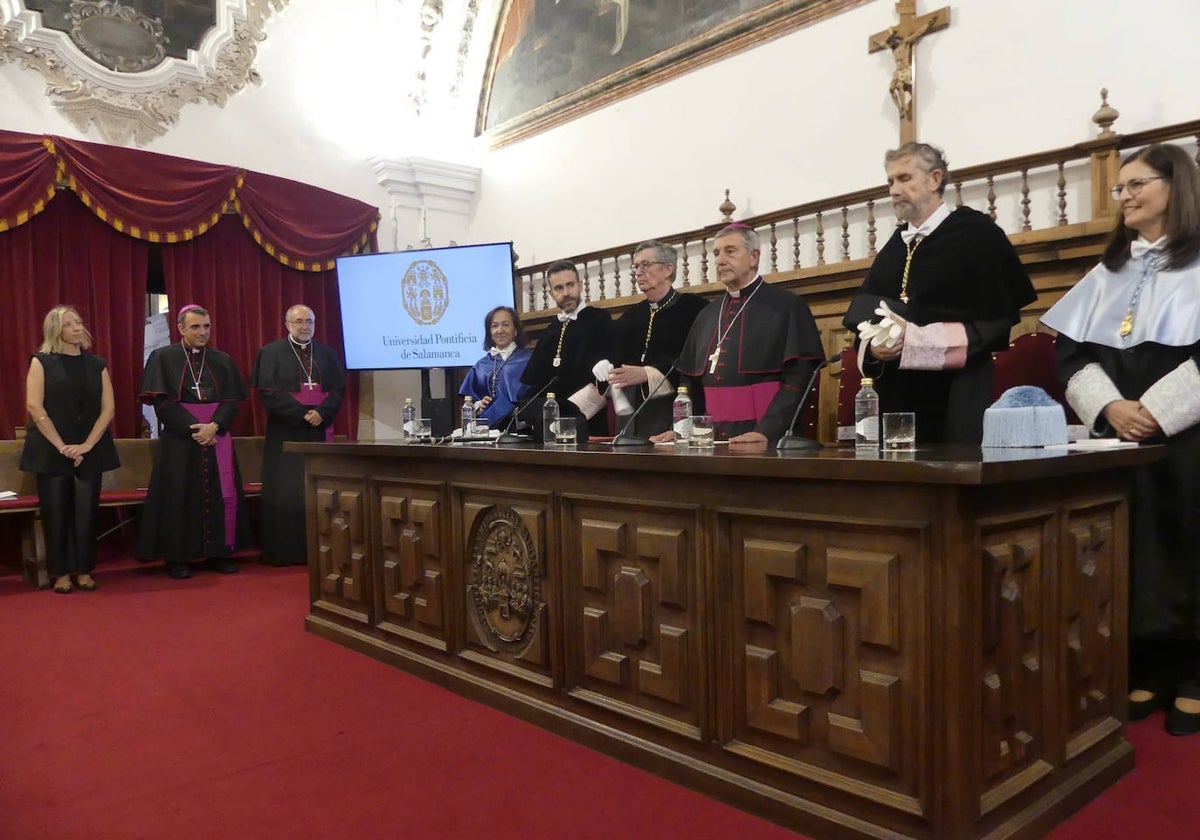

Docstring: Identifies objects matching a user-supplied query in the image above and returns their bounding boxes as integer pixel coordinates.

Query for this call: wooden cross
[868,0,951,145]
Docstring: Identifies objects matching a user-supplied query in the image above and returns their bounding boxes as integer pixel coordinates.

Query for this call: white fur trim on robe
[1138,359,1200,437]
[570,383,607,419]
[898,322,968,370]
[1065,363,1123,432]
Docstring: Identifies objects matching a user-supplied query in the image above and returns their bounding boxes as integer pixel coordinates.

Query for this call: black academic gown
[677,278,824,441]
[609,291,708,437]
[251,338,346,565]
[137,343,252,564]
[521,305,612,437]
[843,207,1036,444]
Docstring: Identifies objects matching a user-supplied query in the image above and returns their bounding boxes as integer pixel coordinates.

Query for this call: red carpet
[0,562,1194,840]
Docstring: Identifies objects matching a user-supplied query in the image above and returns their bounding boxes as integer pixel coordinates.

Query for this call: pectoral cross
[302,380,318,390]
[191,384,204,400]
[708,348,720,374]
[868,0,951,145]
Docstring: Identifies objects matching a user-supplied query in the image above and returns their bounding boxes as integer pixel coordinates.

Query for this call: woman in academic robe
[1041,143,1200,735]
[20,306,120,594]
[459,305,531,427]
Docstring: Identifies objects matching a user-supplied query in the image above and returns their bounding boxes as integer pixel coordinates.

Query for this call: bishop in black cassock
[675,227,824,442]
[843,144,1035,444]
[520,262,612,439]
[138,305,252,578]
[251,305,346,566]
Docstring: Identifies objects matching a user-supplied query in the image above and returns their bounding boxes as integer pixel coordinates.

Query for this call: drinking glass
[881,412,916,451]
[690,415,714,448]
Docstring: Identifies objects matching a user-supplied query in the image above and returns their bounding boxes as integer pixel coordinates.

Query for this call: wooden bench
[0,436,265,589]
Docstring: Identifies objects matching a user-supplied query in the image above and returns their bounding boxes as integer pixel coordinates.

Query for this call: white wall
[467,0,1200,263]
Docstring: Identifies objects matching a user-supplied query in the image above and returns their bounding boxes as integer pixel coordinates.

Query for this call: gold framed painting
[477,0,870,147]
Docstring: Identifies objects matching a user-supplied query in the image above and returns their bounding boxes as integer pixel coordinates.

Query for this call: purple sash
[183,403,237,548]
[292,388,334,442]
[703,382,782,423]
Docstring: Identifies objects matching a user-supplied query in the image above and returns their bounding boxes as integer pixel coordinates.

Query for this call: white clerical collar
[557,302,587,322]
[488,342,516,359]
[288,336,311,350]
[727,277,762,299]
[1130,235,1168,259]
[900,202,951,244]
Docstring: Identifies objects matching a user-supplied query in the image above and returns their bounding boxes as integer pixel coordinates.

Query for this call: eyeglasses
[1110,177,1165,200]
[633,261,667,273]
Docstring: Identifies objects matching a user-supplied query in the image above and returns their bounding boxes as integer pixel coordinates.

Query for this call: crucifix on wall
[868,0,951,145]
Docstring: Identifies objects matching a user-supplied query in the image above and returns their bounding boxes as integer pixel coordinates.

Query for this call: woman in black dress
[21,306,120,593]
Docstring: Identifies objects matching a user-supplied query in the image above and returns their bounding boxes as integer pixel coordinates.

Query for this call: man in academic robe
[593,240,707,437]
[661,224,824,445]
[520,260,613,438]
[138,305,252,579]
[842,142,1036,444]
[251,304,346,566]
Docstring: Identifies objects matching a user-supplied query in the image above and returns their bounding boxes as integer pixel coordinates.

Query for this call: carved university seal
[467,505,540,653]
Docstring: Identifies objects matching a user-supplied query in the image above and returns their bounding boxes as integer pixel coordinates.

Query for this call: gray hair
[884,142,950,195]
[713,224,760,254]
[633,240,678,277]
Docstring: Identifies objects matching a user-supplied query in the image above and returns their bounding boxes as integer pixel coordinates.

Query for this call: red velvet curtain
[160,217,359,439]
[0,192,148,438]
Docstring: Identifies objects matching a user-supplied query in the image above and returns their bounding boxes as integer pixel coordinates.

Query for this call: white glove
[857,300,905,348]
[592,359,614,381]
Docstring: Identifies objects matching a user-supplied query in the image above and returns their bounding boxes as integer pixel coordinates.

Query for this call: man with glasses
[251,304,346,565]
[592,240,707,437]
[843,142,1036,443]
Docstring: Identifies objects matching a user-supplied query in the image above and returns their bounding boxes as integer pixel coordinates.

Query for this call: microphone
[776,354,841,451]
[611,364,678,448]
[496,375,556,446]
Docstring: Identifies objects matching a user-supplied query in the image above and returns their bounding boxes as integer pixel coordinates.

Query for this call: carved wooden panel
[376,481,448,651]
[1062,504,1121,740]
[568,502,702,737]
[978,518,1050,789]
[313,477,370,624]
[724,512,919,802]
[460,497,554,682]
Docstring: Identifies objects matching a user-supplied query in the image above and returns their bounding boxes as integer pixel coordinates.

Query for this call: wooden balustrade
[512,96,1200,325]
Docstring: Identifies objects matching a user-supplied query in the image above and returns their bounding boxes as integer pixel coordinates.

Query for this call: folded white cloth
[611,385,633,415]
[592,359,614,381]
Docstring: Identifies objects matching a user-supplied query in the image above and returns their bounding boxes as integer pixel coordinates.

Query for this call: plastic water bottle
[461,396,475,440]
[672,385,692,442]
[855,377,880,453]
[542,392,560,445]
[402,398,417,441]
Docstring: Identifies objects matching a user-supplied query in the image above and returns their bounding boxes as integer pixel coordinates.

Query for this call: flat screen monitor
[335,242,515,370]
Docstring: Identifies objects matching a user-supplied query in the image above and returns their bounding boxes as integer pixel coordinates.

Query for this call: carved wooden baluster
[769,223,778,273]
[955,181,964,208]
[986,175,997,221]
[792,216,801,269]
[1020,168,1031,231]
[1057,161,1068,226]
[700,237,708,284]
[867,199,877,256]
[527,272,535,311]
[598,257,607,300]
[541,271,549,310]
[840,206,850,261]
[628,249,638,297]
[582,261,591,301]
[681,240,691,287]
[815,211,826,266]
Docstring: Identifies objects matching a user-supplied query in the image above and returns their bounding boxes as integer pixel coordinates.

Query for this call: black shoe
[208,558,239,574]
[1129,690,1172,721]
[1167,682,1200,736]
[167,563,193,580]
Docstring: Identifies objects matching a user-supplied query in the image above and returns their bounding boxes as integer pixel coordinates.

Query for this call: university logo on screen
[401,259,450,325]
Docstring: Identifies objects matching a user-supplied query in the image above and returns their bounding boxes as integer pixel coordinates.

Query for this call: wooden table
[294,439,1158,839]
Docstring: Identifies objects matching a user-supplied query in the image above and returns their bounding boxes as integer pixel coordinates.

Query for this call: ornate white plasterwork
[0,0,289,146]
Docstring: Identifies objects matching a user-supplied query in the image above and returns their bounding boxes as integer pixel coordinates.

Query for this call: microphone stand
[611,365,677,448]
[496,377,555,446]
[776,355,839,451]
